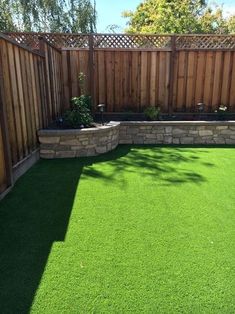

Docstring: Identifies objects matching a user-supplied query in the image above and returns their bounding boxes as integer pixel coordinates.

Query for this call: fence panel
[0,34,64,197]
[0,36,49,170]
[61,49,89,109]
[61,49,171,112]
[61,47,235,113]
[40,39,63,120]
[173,50,235,112]
[0,38,46,166]
[93,50,170,112]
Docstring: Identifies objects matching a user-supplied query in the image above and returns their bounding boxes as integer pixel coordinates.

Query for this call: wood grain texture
[0,36,61,180]
[60,47,235,113]
[0,121,7,193]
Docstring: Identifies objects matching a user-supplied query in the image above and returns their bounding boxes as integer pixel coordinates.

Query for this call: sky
[95,0,235,33]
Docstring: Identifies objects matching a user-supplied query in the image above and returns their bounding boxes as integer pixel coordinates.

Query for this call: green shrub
[144,106,160,121]
[63,95,93,128]
[215,105,228,120]
[62,72,93,129]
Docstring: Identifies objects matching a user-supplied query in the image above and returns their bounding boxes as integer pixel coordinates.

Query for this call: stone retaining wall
[119,121,235,145]
[38,121,235,159]
[38,122,120,158]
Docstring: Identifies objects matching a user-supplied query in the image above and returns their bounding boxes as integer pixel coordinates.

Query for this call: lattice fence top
[176,35,235,49]
[93,34,171,49]
[3,32,89,49]
[3,32,235,50]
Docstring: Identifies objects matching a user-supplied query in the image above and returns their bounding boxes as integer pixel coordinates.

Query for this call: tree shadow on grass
[0,144,220,313]
[82,145,215,186]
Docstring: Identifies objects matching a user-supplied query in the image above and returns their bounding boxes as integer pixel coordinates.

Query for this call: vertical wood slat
[1,40,18,164]
[39,37,63,121]
[89,34,95,109]
[185,52,195,110]
[0,121,7,193]
[14,46,28,157]
[25,50,37,151]
[105,51,114,112]
[168,36,175,113]
[229,53,235,108]
[62,50,69,109]
[0,39,13,192]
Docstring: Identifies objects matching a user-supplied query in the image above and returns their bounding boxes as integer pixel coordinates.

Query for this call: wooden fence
[0,33,62,196]
[173,50,235,112]
[24,33,233,113]
[1,31,235,196]
[4,32,235,113]
[60,49,235,113]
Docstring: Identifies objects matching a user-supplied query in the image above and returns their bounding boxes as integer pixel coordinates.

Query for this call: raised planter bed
[38,121,120,159]
[38,121,235,159]
[119,121,235,145]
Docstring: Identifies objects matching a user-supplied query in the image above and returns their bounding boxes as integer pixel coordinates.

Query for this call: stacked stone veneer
[119,121,235,145]
[38,121,235,159]
[38,121,120,158]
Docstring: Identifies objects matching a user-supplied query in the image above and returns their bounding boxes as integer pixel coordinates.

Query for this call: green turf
[0,145,235,313]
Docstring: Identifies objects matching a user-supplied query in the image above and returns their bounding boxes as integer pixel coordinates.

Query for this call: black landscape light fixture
[197,102,205,113]
[197,102,205,120]
[98,104,105,125]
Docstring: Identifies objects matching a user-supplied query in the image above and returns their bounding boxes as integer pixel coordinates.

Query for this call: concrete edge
[0,149,40,201]
[13,149,40,182]
[0,186,13,201]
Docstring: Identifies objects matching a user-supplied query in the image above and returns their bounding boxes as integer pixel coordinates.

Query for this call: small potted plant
[215,105,228,120]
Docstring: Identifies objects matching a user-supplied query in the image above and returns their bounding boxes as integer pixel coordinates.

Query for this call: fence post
[0,40,13,189]
[88,33,95,112]
[168,35,176,115]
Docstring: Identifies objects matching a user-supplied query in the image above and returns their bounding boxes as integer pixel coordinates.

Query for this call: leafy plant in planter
[63,73,93,128]
[63,96,93,128]
[144,106,161,121]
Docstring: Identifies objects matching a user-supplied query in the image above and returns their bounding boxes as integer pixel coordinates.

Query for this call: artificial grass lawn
[0,145,235,313]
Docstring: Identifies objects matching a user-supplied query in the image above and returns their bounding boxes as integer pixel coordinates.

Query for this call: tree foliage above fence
[123,0,235,34]
[0,0,96,33]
